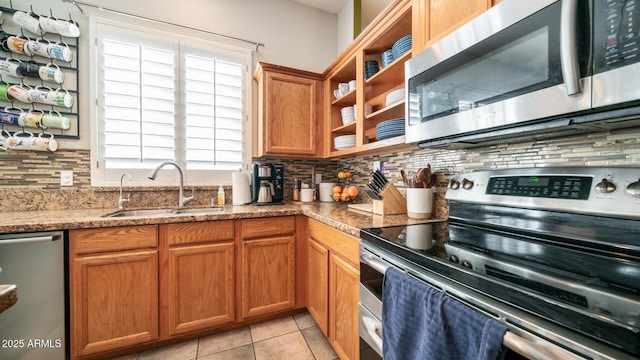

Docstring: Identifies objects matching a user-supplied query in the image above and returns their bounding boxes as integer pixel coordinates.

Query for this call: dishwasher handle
[0,234,62,245]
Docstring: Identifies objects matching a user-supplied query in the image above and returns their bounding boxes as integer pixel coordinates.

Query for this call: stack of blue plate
[365,60,379,80]
[392,35,412,59]
[376,118,405,140]
[381,49,394,68]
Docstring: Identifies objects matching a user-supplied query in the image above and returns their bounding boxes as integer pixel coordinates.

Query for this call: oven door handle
[503,331,584,360]
[360,251,392,274]
[362,316,384,354]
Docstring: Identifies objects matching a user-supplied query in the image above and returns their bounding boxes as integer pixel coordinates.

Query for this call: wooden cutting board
[348,203,373,213]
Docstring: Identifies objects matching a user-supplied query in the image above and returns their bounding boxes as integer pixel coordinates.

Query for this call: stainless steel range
[359,167,640,360]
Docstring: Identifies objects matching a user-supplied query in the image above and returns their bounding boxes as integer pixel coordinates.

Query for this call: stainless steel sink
[103,209,176,217]
[103,207,225,218]
[172,207,225,215]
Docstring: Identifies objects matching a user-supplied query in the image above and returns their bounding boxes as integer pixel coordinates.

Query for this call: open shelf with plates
[324,0,417,157]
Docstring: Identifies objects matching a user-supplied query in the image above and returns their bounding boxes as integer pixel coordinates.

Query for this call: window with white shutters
[91,19,250,186]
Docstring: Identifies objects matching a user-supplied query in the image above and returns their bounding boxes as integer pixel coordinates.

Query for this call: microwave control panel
[595,0,640,73]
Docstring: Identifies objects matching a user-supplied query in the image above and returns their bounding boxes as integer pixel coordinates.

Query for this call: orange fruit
[332,185,342,194]
[346,186,359,197]
[340,192,351,202]
[345,171,352,178]
[338,171,345,179]
[332,192,341,201]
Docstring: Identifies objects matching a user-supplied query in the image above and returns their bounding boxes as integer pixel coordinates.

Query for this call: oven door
[405,0,592,146]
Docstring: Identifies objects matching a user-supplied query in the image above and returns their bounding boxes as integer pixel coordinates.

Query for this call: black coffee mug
[18,62,41,78]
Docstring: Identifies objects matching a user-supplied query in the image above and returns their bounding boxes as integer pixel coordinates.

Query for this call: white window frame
[89,16,252,187]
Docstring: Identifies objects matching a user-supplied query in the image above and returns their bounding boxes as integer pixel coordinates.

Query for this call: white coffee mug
[6,35,29,55]
[28,87,73,108]
[39,63,64,84]
[333,89,342,99]
[24,38,51,58]
[18,109,45,128]
[48,42,73,62]
[0,58,21,78]
[338,82,349,94]
[41,110,70,130]
[12,11,41,34]
[348,79,356,91]
[39,16,80,37]
[7,84,32,103]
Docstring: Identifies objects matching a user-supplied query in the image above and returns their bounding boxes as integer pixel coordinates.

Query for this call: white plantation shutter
[93,20,250,186]
[103,40,176,169]
[184,55,243,170]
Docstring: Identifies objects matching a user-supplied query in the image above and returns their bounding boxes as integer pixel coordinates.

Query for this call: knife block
[372,183,407,215]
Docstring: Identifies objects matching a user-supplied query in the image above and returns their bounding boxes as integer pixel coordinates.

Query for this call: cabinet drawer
[308,219,359,267]
[162,221,234,246]
[71,225,158,255]
[242,216,296,240]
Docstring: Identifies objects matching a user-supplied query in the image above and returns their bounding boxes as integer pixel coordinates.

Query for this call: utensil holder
[372,183,406,215]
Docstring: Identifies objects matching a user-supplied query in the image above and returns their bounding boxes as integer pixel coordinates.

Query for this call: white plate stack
[386,88,404,106]
[341,106,355,125]
[334,134,356,150]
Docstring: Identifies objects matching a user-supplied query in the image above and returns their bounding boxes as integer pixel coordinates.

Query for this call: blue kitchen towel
[382,267,508,360]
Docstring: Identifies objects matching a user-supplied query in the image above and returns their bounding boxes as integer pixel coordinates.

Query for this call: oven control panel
[446,167,640,219]
[486,176,592,199]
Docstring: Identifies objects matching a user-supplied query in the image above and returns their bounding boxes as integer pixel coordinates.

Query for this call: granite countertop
[0,201,445,237]
[0,284,17,313]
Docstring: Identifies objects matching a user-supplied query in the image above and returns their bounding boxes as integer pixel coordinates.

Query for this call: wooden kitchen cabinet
[254,62,324,158]
[159,221,235,337]
[308,219,360,360]
[239,216,297,318]
[69,226,159,358]
[412,0,494,53]
[325,0,416,158]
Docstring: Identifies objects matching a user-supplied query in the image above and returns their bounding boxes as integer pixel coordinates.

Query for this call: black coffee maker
[252,163,284,205]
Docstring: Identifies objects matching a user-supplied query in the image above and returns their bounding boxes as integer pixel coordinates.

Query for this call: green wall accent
[354,0,362,39]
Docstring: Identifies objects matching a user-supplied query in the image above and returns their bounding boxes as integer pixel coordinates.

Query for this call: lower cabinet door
[307,238,329,335]
[241,236,296,318]
[71,250,159,357]
[167,242,235,335]
[329,253,360,360]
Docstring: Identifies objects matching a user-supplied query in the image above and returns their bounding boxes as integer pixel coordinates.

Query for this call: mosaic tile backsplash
[1,129,639,212]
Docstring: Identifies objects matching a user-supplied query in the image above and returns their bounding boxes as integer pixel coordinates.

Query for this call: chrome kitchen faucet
[147,161,194,208]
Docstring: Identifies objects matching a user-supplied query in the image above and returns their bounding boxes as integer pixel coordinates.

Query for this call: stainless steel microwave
[405,0,640,148]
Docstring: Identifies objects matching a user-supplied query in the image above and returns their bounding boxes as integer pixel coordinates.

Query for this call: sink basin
[172,207,225,215]
[103,209,176,217]
[103,207,225,218]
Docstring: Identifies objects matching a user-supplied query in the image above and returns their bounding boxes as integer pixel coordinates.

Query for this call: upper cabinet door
[412,0,493,54]
[254,62,323,158]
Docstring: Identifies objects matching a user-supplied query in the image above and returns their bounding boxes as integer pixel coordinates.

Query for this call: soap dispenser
[217,185,225,205]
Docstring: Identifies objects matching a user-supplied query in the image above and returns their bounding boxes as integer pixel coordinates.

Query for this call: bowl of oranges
[332,184,359,203]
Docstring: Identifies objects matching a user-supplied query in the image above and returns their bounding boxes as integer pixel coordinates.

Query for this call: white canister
[300,188,315,202]
[406,188,433,219]
[318,182,336,202]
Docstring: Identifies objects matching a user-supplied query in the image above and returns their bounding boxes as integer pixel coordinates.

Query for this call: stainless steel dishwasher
[0,231,67,360]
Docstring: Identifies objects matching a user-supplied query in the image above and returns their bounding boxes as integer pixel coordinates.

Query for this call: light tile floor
[109,312,338,360]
